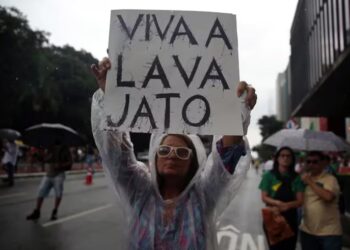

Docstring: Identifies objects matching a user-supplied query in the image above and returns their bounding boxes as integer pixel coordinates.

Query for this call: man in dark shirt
[26,141,72,221]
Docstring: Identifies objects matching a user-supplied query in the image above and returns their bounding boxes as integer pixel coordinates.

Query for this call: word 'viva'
[117,14,232,49]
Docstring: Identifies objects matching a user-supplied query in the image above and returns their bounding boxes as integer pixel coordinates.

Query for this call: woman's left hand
[236,81,257,110]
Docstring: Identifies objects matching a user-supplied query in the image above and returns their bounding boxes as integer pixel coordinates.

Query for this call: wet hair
[156,134,199,186]
[272,146,297,180]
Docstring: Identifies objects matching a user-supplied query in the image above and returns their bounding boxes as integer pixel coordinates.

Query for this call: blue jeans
[38,173,65,198]
[300,230,342,250]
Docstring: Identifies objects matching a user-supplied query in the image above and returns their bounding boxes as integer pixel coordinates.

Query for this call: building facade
[290,0,350,137]
[276,63,292,122]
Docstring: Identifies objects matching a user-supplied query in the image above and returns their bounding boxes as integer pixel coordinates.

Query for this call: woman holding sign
[91,58,257,249]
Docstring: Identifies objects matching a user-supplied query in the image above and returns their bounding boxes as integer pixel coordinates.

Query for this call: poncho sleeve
[200,136,251,219]
[91,89,152,204]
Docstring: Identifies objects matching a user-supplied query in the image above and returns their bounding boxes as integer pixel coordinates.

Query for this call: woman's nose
[168,149,177,158]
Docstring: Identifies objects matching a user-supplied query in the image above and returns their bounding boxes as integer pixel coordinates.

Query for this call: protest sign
[104,10,242,135]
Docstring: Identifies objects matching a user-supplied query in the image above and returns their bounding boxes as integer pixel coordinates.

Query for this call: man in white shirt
[2,140,19,186]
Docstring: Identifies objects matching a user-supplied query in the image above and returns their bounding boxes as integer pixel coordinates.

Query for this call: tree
[16,45,98,141]
[0,6,48,128]
[252,115,284,161]
[0,6,98,143]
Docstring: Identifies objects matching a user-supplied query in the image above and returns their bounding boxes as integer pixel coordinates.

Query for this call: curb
[0,169,104,179]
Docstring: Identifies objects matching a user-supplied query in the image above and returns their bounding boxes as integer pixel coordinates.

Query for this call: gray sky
[2,0,298,149]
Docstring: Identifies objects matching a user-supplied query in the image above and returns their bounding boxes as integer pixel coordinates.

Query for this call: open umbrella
[263,128,350,152]
[0,128,21,141]
[23,123,85,148]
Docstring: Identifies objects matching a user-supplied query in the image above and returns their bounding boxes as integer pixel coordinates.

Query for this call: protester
[300,151,342,250]
[259,146,304,250]
[90,58,257,249]
[85,145,95,174]
[1,139,19,186]
[26,140,72,221]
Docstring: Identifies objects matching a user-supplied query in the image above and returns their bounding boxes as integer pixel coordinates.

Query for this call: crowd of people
[1,55,348,250]
[259,147,345,250]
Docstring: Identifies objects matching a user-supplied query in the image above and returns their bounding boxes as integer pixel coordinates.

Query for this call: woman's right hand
[91,57,111,92]
[270,206,280,215]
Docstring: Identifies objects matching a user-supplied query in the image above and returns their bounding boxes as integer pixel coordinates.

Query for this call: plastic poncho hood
[148,133,208,200]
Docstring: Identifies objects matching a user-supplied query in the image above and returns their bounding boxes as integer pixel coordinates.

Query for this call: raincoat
[91,89,252,249]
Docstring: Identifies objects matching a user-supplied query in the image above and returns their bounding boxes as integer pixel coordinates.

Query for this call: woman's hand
[301,172,312,185]
[222,81,257,146]
[236,81,257,110]
[91,57,111,92]
[270,206,281,215]
[277,202,290,212]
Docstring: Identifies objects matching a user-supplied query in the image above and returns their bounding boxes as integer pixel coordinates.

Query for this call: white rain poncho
[91,89,251,249]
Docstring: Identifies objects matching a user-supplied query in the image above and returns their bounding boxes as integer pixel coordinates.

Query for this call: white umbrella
[263,128,350,152]
[23,123,85,148]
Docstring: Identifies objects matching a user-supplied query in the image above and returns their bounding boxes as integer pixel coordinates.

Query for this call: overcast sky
[2,0,298,149]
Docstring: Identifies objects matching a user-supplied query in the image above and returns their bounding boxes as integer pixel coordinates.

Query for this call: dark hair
[272,146,297,180]
[307,151,325,161]
[156,134,199,186]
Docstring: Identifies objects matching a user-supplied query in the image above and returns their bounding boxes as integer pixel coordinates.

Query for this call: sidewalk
[0,162,103,179]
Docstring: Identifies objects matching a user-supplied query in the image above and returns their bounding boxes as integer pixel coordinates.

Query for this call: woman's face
[156,135,192,179]
[277,149,293,169]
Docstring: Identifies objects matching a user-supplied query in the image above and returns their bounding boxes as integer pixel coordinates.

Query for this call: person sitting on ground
[90,58,257,249]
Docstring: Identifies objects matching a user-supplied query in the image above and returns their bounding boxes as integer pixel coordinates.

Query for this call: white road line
[42,204,113,227]
[0,192,26,199]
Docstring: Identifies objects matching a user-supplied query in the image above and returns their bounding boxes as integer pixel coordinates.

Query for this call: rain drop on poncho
[91,89,251,249]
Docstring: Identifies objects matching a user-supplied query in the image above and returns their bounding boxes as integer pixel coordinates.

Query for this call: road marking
[217,224,266,250]
[219,224,241,233]
[42,204,113,227]
[0,192,26,199]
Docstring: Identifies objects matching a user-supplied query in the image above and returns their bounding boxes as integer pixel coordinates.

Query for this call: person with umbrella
[26,139,72,221]
[1,139,19,186]
[90,58,257,249]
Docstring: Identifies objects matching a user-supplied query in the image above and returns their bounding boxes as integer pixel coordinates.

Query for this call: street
[1,168,285,250]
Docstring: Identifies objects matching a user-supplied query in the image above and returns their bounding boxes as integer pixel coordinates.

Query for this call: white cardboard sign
[104,10,243,135]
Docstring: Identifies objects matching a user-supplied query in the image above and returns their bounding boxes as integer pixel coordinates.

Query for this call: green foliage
[253,115,284,161]
[258,115,284,141]
[0,6,98,142]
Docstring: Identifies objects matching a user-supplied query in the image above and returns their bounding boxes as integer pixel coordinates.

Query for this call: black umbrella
[0,128,21,141]
[23,123,85,148]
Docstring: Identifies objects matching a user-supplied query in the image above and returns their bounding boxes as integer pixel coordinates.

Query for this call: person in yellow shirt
[300,151,342,250]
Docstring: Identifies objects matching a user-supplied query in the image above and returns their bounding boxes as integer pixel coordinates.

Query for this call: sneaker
[50,209,58,221]
[26,209,40,220]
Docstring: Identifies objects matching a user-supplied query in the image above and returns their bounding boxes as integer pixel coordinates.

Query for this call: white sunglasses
[157,145,192,160]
